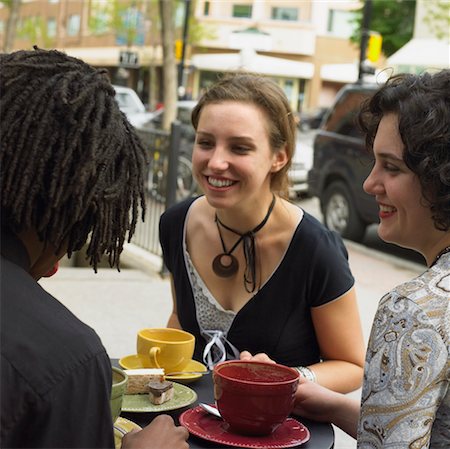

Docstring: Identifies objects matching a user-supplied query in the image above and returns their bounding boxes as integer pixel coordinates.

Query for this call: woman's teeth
[208,177,233,187]
[380,204,396,213]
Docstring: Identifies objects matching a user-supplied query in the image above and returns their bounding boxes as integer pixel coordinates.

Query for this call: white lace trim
[181,198,305,369]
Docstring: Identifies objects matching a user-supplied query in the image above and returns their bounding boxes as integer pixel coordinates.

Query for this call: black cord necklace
[212,195,276,293]
[431,245,450,267]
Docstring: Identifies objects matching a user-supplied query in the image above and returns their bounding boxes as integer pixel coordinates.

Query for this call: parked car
[288,138,313,198]
[298,107,328,131]
[113,85,155,128]
[308,82,379,241]
[140,100,197,157]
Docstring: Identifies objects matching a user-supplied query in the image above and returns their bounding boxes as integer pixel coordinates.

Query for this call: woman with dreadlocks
[0,48,188,449]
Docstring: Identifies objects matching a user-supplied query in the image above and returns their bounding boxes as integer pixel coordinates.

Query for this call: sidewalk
[39,241,424,449]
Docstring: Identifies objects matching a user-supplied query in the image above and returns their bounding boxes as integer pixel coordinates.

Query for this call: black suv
[308,83,379,242]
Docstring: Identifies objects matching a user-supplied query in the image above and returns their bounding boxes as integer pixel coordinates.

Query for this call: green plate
[121,382,197,413]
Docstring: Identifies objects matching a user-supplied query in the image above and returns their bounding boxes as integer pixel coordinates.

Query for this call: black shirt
[159,197,355,367]
[1,230,115,448]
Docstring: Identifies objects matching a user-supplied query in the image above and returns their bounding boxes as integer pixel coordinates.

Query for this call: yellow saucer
[114,417,141,449]
[118,354,207,384]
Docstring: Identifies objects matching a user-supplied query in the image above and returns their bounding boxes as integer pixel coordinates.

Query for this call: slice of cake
[148,380,174,405]
[124,368,165,394]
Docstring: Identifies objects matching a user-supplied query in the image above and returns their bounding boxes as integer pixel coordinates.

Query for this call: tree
[89,0,146,47]
[2,0,21,52]
[159,0,177,131]
[423,0,450,40]
[350,0,416,57]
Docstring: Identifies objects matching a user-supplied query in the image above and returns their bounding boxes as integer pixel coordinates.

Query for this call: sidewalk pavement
[39,240,424,449]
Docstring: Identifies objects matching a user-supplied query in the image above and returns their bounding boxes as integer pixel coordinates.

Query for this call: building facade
[0,0,374,112]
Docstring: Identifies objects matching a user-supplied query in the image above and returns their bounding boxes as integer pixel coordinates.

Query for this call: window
[327,9,356,37]
[89,0,111,35]
[324,90,370,138]
[271,7,298,21]
[204,1,210,16]
[232,4,252,18]
[47,17,56,37]
[67,14,80,36]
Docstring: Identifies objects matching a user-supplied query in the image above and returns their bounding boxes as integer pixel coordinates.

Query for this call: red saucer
[179,406,310,448]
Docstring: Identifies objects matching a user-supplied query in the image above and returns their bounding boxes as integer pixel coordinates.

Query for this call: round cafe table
[113,359,335,449]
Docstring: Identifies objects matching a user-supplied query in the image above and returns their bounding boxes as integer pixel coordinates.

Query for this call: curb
[120,242,166,278]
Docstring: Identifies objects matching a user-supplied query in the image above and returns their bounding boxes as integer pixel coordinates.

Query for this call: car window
[323,90,373,138]
[177,107,193,125]
[115,92,137,111]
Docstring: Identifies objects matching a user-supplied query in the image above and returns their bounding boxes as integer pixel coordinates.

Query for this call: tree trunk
[4,0,21,52]
[159,0,177,131]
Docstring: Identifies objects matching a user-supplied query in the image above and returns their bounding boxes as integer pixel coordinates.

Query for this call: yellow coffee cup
[136,328,195,373]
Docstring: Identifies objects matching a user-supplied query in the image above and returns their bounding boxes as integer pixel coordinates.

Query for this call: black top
[160,197,354,367]
[0,229,114,448]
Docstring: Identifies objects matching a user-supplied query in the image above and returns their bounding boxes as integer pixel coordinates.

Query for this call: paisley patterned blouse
[357,252,450,448]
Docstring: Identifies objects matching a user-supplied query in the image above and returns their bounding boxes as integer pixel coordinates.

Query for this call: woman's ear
[271,147,289,173]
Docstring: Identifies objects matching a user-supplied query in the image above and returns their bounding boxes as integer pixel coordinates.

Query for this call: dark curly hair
[358,69,450,231]
[191,73,297,199]
[0,47,148,269]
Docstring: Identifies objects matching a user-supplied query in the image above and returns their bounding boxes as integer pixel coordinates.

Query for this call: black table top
[112,360,334,449]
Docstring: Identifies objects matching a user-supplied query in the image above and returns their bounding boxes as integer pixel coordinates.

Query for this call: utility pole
[177,0,191,98]
[358,0,373,82]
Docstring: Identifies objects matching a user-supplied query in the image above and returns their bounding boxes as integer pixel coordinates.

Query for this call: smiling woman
[158,73,366,396]
[292,69,450,448]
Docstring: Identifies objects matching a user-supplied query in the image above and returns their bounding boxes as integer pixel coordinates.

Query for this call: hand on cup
[136,328,195,373]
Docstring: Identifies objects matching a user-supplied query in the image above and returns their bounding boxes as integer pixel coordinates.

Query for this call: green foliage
[16,15,55,48]
[88,0,147,45]
[87,0,213,48]
[350,0,416,57]
[423,0,450,40]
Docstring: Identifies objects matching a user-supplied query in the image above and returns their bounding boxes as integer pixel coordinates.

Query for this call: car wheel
[176,155,197,202]
[322,181,366,241]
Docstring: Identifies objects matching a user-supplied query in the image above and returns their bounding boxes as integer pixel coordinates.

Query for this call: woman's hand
[239,351,276,363]
[293,377,359,439]
[293,377,336,421]
[121,414,189,449]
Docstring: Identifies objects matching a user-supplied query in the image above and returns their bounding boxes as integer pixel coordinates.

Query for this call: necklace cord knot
[212,194,276,293]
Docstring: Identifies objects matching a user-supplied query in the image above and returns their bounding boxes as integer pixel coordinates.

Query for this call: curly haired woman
[293,69,450,448]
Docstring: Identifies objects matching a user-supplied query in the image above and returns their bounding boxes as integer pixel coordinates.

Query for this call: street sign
[367,32,382,63]
[119,50,139,68]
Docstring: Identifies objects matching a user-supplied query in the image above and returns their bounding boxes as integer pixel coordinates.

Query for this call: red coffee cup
[213,360,299,436]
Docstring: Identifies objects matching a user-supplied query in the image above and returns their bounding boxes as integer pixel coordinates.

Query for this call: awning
[320,63,359,83]
[191,49,314,79]
[387,38,450,68]
[60,46,162,67]
[321,63,390,84]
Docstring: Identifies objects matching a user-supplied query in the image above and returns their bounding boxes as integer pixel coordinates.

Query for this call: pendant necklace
[212,194,276,293]
[431,245,450,267]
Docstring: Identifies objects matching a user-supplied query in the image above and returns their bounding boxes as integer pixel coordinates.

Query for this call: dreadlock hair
[0,47,148,270]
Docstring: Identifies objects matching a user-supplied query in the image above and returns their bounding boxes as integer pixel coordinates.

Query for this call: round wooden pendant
[212,253,239,278]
